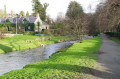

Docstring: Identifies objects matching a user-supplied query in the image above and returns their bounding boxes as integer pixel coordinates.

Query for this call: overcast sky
[0,0,100,19]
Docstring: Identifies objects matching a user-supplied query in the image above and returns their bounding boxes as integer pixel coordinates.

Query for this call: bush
[41,29,53,36]
[88,31,100,36]
[106,32,120,37]
[41,29,48,34]
[52,23,63,29]
[24,31,35,35]
[34,32,41,34]
[18,31,24,34]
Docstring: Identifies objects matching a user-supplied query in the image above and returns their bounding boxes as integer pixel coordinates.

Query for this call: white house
[34,13,49,32]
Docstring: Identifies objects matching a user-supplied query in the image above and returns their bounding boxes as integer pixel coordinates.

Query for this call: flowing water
[0,41,74,75]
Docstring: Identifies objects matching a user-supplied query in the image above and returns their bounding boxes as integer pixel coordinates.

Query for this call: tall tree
[95,0,120,33]
[32,0,49,21]
[4,5,7,18]
[87,13,99,36]
[65,1,86,42]
[42,3,49,21]
[26,11,30,17]
[32,0,43,14]
[66,1,83,19]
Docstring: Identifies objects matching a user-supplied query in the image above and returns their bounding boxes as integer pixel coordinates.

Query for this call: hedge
[106,32,120,37]
[0,23,34,32]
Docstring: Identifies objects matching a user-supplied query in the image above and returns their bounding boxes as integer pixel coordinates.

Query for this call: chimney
[19,14,22,18]
[5,15,8,18]
[36,13,40,18]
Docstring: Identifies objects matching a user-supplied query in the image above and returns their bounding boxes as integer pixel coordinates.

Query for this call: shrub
[106,32,120,37]
[24,31,35,35]
[41,29,49,34]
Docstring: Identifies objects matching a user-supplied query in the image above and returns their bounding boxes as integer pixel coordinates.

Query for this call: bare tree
[95,0,120,34]
[65,1,88,42]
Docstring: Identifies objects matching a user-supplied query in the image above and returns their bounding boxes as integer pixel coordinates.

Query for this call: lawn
[0,36,102,79]
[110,37,120,44]
[0,35,71,54]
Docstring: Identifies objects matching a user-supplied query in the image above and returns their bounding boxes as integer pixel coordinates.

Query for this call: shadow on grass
[49,41,100,60]
[0,44,12,53]
[0,41,20,54]
[25,64,115,79]
[9,41,20,51]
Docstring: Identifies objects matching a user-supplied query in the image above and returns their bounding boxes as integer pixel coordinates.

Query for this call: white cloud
[0,0,100,19]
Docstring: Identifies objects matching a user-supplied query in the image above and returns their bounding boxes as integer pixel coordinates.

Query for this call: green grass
[0,35,70,54]
[0,36,102,79]
[110,37,120,44]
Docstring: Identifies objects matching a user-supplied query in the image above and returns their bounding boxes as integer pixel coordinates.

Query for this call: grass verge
[0,36,102,79]
[110,37,120,44]
[0,35,71,54]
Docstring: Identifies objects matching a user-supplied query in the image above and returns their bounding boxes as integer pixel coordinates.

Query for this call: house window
[19,26,21,29]
[28,26,30,30]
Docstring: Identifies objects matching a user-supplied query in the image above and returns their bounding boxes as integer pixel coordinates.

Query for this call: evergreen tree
[41,3,49,21]
[26,11,30,17]
[32,0,49,21]
[66,1,83,19]
[4,5,7,18]
[66,1,86,42]
[32,0,43,14]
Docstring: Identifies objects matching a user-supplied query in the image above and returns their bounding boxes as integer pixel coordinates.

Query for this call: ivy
[0,23,35,32]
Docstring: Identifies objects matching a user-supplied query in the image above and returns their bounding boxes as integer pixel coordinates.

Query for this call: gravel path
[92,34,120,79]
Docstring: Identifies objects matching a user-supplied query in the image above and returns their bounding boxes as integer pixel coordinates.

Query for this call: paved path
[93,34,120,79]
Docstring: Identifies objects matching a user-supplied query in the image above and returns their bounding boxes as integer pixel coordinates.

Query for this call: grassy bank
[110,37,120,44]
[0,36,102,79]
[0,35,70,54]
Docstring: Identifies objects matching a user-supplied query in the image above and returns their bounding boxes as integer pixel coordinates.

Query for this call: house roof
[42,21,49,25]
[0,18,6,23]
[8,17,14,23]
[0,16,49,26]
[12,17,24,24]
[25,16,37,23]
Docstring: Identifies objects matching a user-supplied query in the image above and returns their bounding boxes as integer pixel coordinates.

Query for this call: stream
[0,41,74,75]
